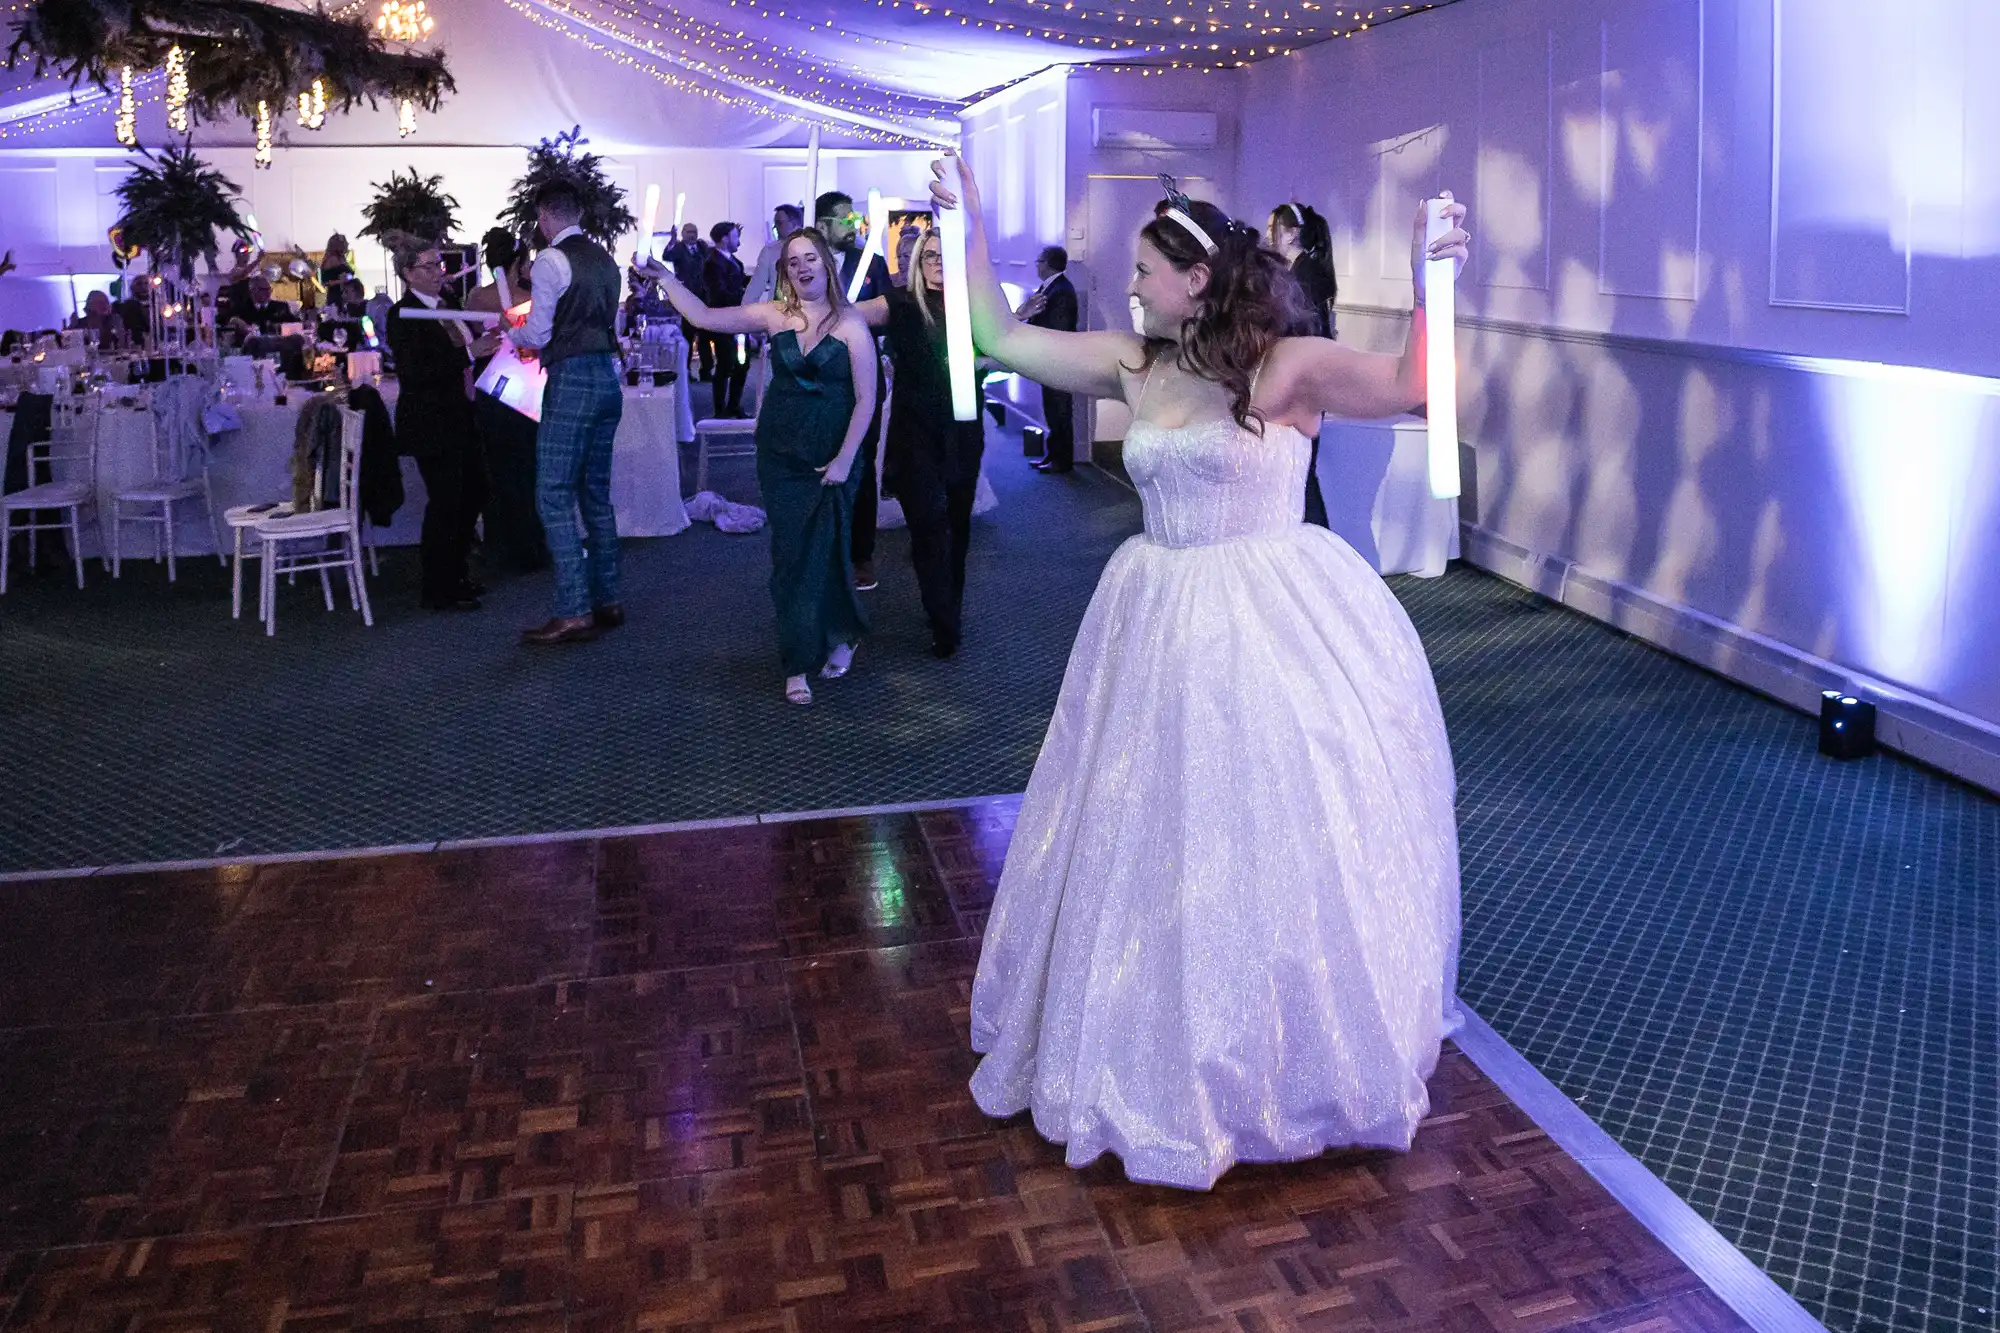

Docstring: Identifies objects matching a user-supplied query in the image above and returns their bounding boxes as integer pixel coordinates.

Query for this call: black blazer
[1027,272,1078,334]
[385,292,475,459]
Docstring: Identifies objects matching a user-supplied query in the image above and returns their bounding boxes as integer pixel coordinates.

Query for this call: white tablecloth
[1317,413,1460,578]
[3,378,688,559]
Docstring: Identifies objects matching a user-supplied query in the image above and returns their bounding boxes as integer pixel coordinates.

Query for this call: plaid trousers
[535,353,625,619]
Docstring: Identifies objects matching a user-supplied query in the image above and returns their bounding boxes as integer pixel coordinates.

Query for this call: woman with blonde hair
[637,228,876,705]
[851,230,983,657]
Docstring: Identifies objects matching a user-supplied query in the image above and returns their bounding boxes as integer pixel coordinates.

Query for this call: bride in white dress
[929,157,1472,1190]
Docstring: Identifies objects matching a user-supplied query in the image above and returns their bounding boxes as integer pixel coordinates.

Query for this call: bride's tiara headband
[1157,173,1220,257]
[1163,208,1218,256]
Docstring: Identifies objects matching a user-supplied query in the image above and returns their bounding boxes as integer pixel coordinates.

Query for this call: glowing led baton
[803,125,821,226]
[672,191,686,233]
[636,184,660,265]
[1424,196,1461,500]
[844,189,887,302]
[936,158,977,422]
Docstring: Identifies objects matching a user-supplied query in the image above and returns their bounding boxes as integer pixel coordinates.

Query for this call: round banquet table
[2,377,689,561]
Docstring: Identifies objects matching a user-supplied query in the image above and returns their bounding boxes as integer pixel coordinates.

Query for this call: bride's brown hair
[1133,199,1309,434]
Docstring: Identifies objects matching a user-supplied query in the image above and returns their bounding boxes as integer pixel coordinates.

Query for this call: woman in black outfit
[860,231,984,658]
[1268,203,1337,338]
[466,227,549,573]
[1269,202,1338,527]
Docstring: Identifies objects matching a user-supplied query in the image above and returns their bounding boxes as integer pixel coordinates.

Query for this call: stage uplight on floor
[1022,425,1046,456]
[1819,689,1877,760]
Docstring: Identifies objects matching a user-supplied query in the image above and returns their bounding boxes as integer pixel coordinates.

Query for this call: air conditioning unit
[1092,107,1218,151]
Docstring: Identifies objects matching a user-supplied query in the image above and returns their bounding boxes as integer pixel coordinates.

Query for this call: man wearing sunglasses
[815,190,894,591]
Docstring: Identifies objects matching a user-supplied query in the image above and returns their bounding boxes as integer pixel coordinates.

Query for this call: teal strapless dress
[756,328,870,676]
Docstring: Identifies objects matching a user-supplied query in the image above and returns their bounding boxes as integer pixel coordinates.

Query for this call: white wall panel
[1598,0,1702,301]
[0,166,59,263]
[1477,31,1553,291]
[1769,0,1911,311]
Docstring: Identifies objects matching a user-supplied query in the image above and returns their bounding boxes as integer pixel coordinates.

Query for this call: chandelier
[376,0,436,44]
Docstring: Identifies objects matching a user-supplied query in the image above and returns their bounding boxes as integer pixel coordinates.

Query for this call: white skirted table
[1316,413,1460,578]
[2,378,689,559]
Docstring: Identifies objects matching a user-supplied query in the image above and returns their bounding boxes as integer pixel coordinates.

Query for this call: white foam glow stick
[844,189,888,302]
[804,124,821,222]
[1424,196,1461,500]
[395,308,503,323]
[672,191,685,233]
[936,160,976,423]
[637,184,660,265]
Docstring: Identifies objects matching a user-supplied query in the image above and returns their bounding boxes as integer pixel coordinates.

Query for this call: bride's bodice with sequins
[1123,416,1311,549]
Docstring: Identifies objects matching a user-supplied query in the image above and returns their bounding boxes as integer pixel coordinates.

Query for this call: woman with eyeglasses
[636,228,875,706]
[849,230,984,658]
[929,154,1472,1190]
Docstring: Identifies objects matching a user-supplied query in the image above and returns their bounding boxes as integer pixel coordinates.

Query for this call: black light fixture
[1022,425,1046,458]
[1819,689,1877,760]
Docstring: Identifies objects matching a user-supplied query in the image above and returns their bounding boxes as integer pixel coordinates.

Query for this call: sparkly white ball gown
[968,387,1463,1191]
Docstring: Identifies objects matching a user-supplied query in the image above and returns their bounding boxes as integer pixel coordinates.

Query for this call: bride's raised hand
[1408,191,1470,302]
[927,151,982,217]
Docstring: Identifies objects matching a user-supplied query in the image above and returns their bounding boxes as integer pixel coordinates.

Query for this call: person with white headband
[929,152,1471,1190]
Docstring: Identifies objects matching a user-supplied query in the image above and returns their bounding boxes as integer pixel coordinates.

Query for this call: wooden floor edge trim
[1453,1006,1828,1333]
[0,795,1030,883]
[756,794,1019,823]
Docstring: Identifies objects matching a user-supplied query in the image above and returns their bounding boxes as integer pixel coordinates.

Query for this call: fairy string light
[255,98,273,166]
[114,65,135,145]
[496,0,938,144]
[165,44,189,132]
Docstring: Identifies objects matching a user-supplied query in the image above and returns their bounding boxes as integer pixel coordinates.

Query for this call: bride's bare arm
[1262,197,1468,430]
[928,153,1138,400]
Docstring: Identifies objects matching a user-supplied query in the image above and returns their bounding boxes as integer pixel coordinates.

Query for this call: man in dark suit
[1018,246,1079,473]
[817,189,894,590]
[112,274,153,346]
[701,221,750,417]
[224,275,294,338]
[385,241,498,612]
[662,222,712,379]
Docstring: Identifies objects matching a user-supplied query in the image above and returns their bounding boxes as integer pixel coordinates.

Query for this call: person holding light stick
[927,150,1474,1190]
[635,229,875,706]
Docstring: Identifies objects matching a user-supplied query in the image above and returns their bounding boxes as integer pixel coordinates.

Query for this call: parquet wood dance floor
[0,801,1754,1331]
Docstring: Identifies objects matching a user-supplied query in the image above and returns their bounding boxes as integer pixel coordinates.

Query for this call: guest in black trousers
[385,237,498,611]
[864,232,983,657]
[467,227,548,573]
[1018,246,1079,473]
[818,190,894,590]
[702,221,750,417]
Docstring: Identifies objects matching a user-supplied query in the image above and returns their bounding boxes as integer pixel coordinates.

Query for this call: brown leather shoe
[592,603,626,630]
[521,615,600,646]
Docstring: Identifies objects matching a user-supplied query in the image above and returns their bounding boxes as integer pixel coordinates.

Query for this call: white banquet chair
[0,391,99,593]
[692,344,768,493]
[253,406,373,636]
[224,497,294,619]
[110,375,225,581]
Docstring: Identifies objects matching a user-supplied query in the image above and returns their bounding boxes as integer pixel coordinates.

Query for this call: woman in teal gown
[639,230,878,705]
